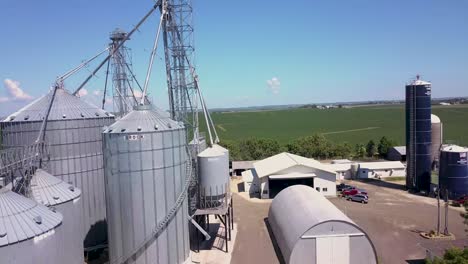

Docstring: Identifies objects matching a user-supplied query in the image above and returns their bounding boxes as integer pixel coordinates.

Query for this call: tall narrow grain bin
[431,114,442,166]
[0,87,115,248]
[103,104,190,264]
[0,188,64,264]
[439,145,468,199]
[406,77,432,192]
[31,169,84,264]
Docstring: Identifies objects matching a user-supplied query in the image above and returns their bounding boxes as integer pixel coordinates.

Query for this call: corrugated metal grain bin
[31,169,84,264]
[0,87,115,248]
[103,104,190,264]
[439,145,468,199]
[198,146,229,208]
[406,77,432,192]
[0,188,64,264]
[268,185,377,264]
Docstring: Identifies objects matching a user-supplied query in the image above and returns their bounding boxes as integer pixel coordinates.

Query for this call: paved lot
[330,180,467,264]
[229,179,467,264]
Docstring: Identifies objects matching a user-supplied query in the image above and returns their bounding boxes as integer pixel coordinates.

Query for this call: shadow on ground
[263,218,285,264]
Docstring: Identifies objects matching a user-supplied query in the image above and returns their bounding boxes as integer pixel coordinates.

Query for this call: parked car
[337,184,352,192]
[358,189,368,196]
[342,188,359,197]
[348,194,369,204]
[452,195,468,206]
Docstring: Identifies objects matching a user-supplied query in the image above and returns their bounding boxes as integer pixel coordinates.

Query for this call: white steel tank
[103,104,190,264]
[0,188,64,264]
[30,169,83,264]
[198,146,230,208]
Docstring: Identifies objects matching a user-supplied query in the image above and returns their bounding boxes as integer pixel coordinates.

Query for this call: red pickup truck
[453,195,468,206]
[342,188,367,197]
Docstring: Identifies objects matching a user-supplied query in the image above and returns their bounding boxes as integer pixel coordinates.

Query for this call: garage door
[268,178,314,198]
[316,236,350,264]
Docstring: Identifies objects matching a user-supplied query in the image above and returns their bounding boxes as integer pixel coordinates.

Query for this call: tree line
[219,134,397,161]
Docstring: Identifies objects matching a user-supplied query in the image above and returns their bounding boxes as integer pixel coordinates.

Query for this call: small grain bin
[103,104,190,264]
[0,188,64,264]
[30,169,83,264]
[198,146,230,208]
[439,145,468,199]
[0,87,115,248]
[431,114,442,166]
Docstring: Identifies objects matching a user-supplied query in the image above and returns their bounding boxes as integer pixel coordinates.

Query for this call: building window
[322,188,328,192]
[316,187,320,192]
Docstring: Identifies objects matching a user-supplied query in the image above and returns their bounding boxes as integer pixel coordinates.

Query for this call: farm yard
[201,104,468,146]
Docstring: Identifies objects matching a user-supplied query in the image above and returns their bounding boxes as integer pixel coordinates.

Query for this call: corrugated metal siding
[103,106,189,264]
[31,169,84,264]
[0,88,115,248]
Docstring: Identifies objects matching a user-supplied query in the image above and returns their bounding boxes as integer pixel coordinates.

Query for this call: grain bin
[30,169,83,264]
[103,104,190,264]
[198,146,230,208]
[0,86,114,248]
[0,188,64,264]
[406,77,432,192]
[439,145,468,199]
[431,114,442,166]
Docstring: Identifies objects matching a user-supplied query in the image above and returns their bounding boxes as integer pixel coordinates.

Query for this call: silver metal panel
[103,107,189,264]
[268,185,377,264]
[198,147,229,199]
[0,87,115,248]
[30,169,84,264]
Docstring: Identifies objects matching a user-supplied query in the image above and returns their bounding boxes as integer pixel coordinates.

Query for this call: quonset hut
[0,87,115,248]
[406,76,432,192]
[268,185,377,264]
[0,188,64,264]
[103,104,190,264]
[30,169,84,264]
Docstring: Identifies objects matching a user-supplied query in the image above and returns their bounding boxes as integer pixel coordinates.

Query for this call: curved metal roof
[441,145,468,153]
[431,114,441,123]
[268,185,374,263]
[2,87,112,122]
[198,146,224,158]
[31,169,81,207]
[0,188,63,247]
[103,104,183,134]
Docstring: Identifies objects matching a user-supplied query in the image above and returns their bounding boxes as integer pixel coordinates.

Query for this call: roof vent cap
[68,186,75,192]
[95,112,100,116]
[167,123,172,128]
[33,216,42,225]
[24,115,29,121]
[121,128,126,132]
[9,116,15,121]
[53,195,59,200]
[62,114,66,119]
[80,113,85,118]
[154,124,159,130]
[137,126,142,131]
[0,231,6,238]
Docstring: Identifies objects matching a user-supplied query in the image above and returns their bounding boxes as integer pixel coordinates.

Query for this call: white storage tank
[30,169,84,264]
[103,104,190,264]
[0,87,115,248]
[431,114,443,165]
[198,145,230,208]
[0,188,64,264]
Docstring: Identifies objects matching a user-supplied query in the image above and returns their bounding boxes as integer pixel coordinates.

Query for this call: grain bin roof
[431,114,441,123]
[198,147,224,158]
[31,169,81,206]
[391,146,406,155]
[268,185,376,263]
[0,188,63,247]
[2,87,112,122]
[441,145,468,153]
[103,104,183,134]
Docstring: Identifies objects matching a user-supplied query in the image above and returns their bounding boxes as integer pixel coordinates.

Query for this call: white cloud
[266,77,280,94]
[3,79,33,101]
[0,97,10,102]
[77,88,88,97]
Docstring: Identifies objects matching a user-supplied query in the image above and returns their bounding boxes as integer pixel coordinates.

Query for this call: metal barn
[268,185,377,264]
[0,87,114,248]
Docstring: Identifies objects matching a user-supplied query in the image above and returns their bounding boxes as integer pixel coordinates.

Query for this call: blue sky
[1,0,467,115]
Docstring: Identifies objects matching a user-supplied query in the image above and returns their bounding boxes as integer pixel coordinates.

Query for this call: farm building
[357,161,406,179]
[268,185,378,264]
[232,160,256,176]
[242,152,337,198]
[325,163,355,180]
[387,146,406,161]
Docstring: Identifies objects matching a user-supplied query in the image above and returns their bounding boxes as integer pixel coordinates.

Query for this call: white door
[316,236,350,264]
